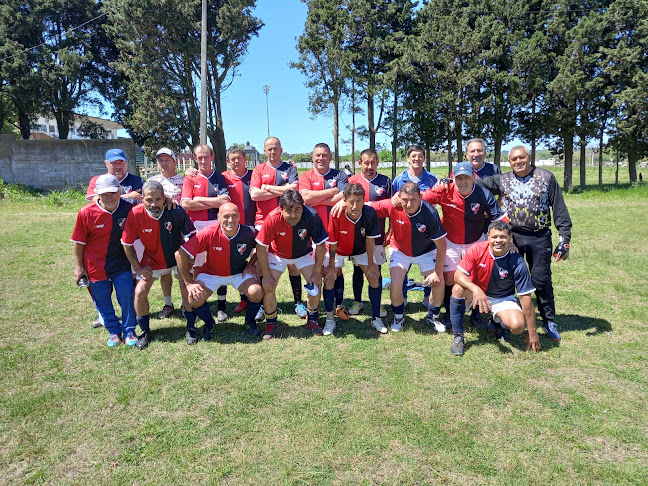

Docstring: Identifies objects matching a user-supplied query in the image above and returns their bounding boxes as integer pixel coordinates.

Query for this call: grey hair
[143,179,164,195]
[465,138,486,152]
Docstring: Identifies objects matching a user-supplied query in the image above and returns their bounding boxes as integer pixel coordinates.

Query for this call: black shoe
[135,332,151,350]
[186,330,199,345]
[202,324,213,341]
[470,312,487,330]
[450,335,465,356]
[248,322,261,336]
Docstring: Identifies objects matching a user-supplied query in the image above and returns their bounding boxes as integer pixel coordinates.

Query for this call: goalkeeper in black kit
[479,146,572,342]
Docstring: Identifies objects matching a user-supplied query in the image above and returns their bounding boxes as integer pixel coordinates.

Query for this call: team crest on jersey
[416,223,427,233]
[122,186,132,193]
[165,222,172,232]
[360,227,366,237]
[281,171,288,180]
[329,179,337,187]
[498,267,508,278]
[298,229,307,239]
[118,218,126,228]
[375,186,384,196]
[470,203,481,214]
[237,243,247,255]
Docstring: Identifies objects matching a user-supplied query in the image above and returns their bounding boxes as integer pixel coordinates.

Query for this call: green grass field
[1,167,647,485]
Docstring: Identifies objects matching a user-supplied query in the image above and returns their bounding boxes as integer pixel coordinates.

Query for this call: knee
[451,284,465,299]
[507,317,526,335]
[367,274,379,288]
[247,285,263,303]
[134,283,150,300]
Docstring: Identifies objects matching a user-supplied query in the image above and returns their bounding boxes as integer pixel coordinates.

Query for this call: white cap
[155,147,177,162]
[96,174,120,194]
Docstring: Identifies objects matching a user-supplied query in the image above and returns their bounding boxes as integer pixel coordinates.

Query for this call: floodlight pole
[263,85,270,138]
[200,0,208,144]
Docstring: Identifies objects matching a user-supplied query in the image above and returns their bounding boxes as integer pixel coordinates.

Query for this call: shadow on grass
[555,313,612,335]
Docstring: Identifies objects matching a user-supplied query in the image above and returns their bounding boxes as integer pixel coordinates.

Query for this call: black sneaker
[135,332,151,350]
[248,322,261,336]
[202,324,213,341]
[470,312,487,330]
[186,330,199,345]
[450,335,465,356]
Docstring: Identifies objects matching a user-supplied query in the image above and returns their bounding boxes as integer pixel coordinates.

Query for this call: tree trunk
[367,92,375,150]
[391,88,397,181]
[426,144,431,172]
[598,127,604,187]
[579,133,586,189]
[493,133,502,166]
[615,149,619,185]
[333,101,340,170]
[209,89,226,172]
[563,129,574,191]
[454,119,463,169]
[447,123,453,177]
[628,149,637,184]
[351,84,356,173]
[17,109,31,140]
[530,97,537,165]
[54,110,71,139]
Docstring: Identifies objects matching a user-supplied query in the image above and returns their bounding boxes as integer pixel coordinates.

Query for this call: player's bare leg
[389,266,407,331]
[133,277,156,348]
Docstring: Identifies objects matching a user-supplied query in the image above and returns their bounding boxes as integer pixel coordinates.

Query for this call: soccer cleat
[124,332,138,346]
[348,301,364,315]
[450,335,465,356]
[234,300,248,313]
[248,322,261,336]
[323,319,336,336]
[262,323,277,340]
[379,306,387,318]
[426,314,446,333]
[371,317,388,334]
[295,302,308,319]
[494,322,510,342]
[202,324,213,341]
[486,318,497,333]
[135,332,151,350]
[335,305,350,320]
[307,320,324,336]
[217,310,228,323]
[255,305,265,323]
[157,304,174,319]
[186,330,199,345]
[391,316,404,332]
[107,334,121,347]
[543,321,561,341]
[91,316,103,328]
[470,312,487,330]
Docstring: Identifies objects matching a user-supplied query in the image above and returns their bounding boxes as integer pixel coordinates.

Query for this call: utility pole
[199,0,208,144]
[263,85,270,138]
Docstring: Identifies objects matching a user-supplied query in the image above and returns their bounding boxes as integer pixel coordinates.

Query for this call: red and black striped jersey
[180,170,230,223]
[71,200,134,281]
[250,161,299,226]
[327,205,380,257]
[298,168,348,228]
[458,241,535,299]
[256,206,328,259]
[181,222,256,276]
[348,173,391,245]
[370,199,446,257]
[222,169,256,226]
[121,205,196,270]
[86,172,144,205]
[422,183,505,244]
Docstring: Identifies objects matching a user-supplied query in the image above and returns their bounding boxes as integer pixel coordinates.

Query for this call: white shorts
[446,237,485,272]
[196,273,255,292]
[389,248,444,273]
[490,297,522,322]
[267,252,315,273]
[136,266,178,280]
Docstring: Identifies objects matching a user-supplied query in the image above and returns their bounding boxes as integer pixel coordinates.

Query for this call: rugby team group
[71,137,572,356]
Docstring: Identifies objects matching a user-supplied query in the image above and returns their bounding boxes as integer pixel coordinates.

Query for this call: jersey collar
[145,206,165,220]
[95,198,122,215]
[220,223,241,240]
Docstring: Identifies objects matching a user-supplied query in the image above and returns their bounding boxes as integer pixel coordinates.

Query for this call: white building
[29,114,123,140]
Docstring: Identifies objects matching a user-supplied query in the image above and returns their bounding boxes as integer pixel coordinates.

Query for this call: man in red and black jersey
[450,221,540,356]
[121,180,197,349]
[86,149,145,205]
[250,137,305,318]
[176,203,264,340]
[299,143,349,319]
[370,182,447,333]
[418,161,506,327]
[324,184,385,335]
[255,190,328,339]
[180,144,230,232]
[72,174,137,347]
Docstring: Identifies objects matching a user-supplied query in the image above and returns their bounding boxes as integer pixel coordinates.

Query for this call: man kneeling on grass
[450,220,541,356]
[176,203,263,341]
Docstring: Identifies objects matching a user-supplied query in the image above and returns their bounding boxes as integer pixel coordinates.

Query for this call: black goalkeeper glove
[553,238,570,262]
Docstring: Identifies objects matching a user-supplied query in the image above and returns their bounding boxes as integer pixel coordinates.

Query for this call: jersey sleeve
[327,216,339,246]
[421,185,445,205]
[513,254,536,295]
[365,206,381,238]
[286,165,299,184]
[457,245,477,276]
[369,199,392,219]
[310,212,329,245]
[548,173,572,242]
[482,186,506,221]
[478,173,501,196]
[120,210,139,245]
[85,176,98,201]
[180,234,200,259]
[335,171,348,191]
[70,210,89,244]
[180,175,194,201]
[250,166,263,189]
[180,208,196,238]
[255,217,273,247]
[298,171,313,192]
[427,206,447,240]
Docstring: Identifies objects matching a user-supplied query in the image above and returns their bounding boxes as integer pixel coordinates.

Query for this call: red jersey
[250,161,299,226]
[180,222,257,276]
[327,205,380,257]
[348,172,391,244]
[71,200,134,281]
[298,168,348,228]
[222,169,256,225]
[256,206,328,259]
[180,170,230,223]
[86,172,144,205]
[121,205,196,270]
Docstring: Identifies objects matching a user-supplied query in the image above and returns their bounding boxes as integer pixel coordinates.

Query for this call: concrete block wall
[0,135,136,191]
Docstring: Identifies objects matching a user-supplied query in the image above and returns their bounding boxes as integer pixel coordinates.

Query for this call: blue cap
[105,149,127,163]
[454,162,474,177]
